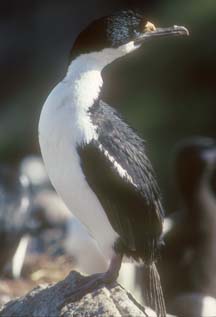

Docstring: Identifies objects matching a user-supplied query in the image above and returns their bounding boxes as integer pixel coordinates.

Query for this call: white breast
[39,58,119,263]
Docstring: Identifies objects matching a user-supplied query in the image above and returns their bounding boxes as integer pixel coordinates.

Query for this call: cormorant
[39,10,189,316]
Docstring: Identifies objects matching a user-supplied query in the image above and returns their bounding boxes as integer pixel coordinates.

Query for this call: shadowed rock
[0,271,162,317]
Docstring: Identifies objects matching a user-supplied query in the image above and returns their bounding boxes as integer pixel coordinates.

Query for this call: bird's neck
[65,55,105,112]
[64,43,137,112]
[39,55,106,147]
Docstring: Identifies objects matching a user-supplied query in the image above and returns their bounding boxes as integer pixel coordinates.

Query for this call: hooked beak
[134,25,189,45]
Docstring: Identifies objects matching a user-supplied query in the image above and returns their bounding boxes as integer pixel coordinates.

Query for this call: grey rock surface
[0,271,159,317]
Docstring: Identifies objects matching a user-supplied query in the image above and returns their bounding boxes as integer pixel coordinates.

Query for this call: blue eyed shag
[39,10,189,317]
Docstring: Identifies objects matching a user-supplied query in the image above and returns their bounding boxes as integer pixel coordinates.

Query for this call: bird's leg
[102,252,123,283]
[70,253,123,301]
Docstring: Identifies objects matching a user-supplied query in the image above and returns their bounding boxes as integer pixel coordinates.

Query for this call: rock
[0,271,158,317]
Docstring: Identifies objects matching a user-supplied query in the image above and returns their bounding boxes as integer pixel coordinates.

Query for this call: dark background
[0,0,215,213]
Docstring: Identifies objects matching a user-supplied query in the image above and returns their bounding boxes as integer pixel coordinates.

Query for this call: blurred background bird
[0,156,72,281]
[0,165,31,278]
[0,156,143,306]
[158,137,216,316]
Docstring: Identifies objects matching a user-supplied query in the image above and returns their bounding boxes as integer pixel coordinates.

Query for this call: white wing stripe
[99,144,137,187]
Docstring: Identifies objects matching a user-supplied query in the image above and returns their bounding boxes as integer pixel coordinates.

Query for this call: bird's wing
[78,100,164,260]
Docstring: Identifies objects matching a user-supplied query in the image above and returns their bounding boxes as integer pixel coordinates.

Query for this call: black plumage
[70,10,145,62]
[78,99,165,313]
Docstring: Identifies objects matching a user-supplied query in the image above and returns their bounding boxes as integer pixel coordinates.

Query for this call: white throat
[64,40,138,112]
[38,40,138,262]
[65,56,103,112]
[39,41,138,146]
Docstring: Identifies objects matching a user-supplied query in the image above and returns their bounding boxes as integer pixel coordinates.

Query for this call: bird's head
[70,10,189,68]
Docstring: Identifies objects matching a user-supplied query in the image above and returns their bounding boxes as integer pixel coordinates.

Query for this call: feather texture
[78,100,164,262]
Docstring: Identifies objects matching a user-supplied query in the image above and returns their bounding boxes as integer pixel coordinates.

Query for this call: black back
[78,100,164,263]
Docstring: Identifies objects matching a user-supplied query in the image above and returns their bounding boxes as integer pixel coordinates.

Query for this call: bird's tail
[143,262,166,317]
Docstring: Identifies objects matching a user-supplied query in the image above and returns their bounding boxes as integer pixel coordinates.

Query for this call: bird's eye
[144,21,156,32]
